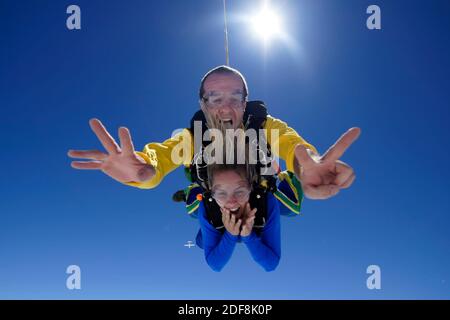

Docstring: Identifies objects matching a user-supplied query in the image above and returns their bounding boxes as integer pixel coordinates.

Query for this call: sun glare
[251,6,283,43]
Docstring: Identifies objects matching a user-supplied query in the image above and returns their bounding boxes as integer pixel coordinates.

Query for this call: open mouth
[219,118,233,128]
[228,207,240,214]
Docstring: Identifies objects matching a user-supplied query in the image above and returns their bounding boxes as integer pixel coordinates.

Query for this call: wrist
[224,230,239,241]
[241,231,257,242]
[137,165,155,182]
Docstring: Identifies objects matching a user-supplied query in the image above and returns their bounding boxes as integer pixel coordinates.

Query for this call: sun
[250,6,283,43]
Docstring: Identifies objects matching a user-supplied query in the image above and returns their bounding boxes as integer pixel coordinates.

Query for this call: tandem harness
[173,101,296,234]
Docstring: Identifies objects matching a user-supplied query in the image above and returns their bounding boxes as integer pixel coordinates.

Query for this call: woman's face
[211,170,251,220]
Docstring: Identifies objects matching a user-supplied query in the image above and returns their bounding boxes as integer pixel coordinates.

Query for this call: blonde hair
[206,140,257,190]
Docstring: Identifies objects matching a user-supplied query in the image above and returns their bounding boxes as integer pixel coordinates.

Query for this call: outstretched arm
[68,118,193,189]
[264,116,361,199]
[124,128,194,189]
[264,115,318,174]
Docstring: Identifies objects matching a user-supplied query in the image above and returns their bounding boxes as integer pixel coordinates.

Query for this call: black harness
[178,101,278,234]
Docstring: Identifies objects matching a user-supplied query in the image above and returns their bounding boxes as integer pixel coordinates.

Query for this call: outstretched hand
[294,127,361,199]
[68,118,155,184]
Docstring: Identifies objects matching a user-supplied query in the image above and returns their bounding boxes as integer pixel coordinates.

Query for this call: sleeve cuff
[224,231,239,242]
[241,231,258,243]
[286,143,319,173]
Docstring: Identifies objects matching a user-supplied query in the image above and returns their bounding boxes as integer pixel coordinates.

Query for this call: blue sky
[0,0,449,299]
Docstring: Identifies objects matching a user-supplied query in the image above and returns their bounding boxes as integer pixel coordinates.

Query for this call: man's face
[201,73,246,130]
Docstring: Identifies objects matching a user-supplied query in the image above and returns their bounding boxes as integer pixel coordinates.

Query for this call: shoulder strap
[203,192,226,231]
[248,186,268,232]
[189,110,208,136]
[243,100,268,131]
